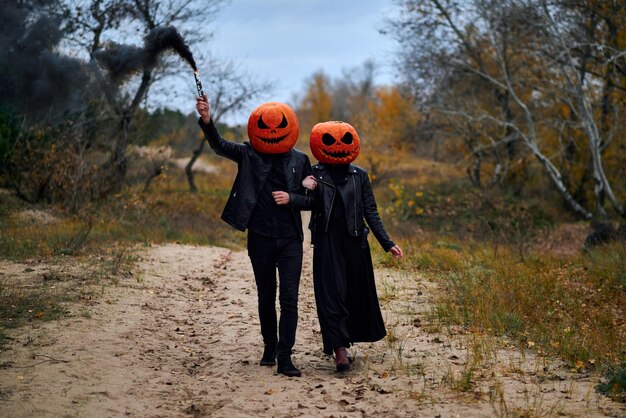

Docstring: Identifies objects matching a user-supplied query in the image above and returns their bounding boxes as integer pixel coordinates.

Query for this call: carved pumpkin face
[247,102,299,154]
[310,121,360,165]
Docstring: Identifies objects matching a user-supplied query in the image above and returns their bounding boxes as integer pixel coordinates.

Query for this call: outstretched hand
[196,94,211,124]
[389,245,403,258]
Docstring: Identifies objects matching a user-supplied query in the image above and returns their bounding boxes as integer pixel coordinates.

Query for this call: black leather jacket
[309,163,395,251]
[199,118,312,239]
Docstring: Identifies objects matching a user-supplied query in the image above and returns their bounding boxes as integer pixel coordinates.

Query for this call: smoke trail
[91,42,146,83]
[144,26,197,71]
[0,1,89,118]
[0,2,197,118]
[93,26,198,82]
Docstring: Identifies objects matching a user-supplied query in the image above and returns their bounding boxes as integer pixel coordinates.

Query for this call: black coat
[309,163,390,353]
[308,163,395,251]
[199,118,312,238]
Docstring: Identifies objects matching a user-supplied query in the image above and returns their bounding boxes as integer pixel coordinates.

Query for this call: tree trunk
[531,148,592,220]
[185,138,206,193]
[143,167,162,192]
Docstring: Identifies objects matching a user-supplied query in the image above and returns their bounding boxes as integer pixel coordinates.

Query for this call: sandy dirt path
[1,240,624,417]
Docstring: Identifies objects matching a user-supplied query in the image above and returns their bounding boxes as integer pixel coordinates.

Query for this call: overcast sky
[189,0,399,124]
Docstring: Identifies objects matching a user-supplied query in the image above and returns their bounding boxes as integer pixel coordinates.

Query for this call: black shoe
[277,356,301,377]
[334,347,350,372]
[260,346,277,366]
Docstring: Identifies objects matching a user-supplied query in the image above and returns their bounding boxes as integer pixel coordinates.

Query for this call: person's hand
[389,245,403,258]
[196,94,211,124]
[302,175,317,190]
[272,191,290,205]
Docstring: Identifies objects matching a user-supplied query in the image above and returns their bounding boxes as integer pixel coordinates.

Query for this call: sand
[1,240,624,417]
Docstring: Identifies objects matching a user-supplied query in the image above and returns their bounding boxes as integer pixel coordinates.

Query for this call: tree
[388,0,626,219]
[185,58,271,192]
[64,0,228,194]
[298,71,334,130]
[296,63,422,181]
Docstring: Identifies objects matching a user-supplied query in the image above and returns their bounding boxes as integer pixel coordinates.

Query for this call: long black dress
[311,164,387,355]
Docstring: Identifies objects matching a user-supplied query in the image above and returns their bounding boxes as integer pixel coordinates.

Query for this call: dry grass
[369,157,626,401]
[2,151,625,397]
[0,164,245,347]
[378,236,626,372]
[0,165,245,260]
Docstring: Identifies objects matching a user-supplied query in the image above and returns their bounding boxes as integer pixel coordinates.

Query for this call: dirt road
[1,242,624,417]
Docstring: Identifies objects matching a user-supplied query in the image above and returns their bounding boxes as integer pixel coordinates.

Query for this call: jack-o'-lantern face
[247,102,299,154]
[310,121,360,164]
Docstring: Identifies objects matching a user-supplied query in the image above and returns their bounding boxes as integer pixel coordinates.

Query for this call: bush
[597,364,626,403]
[0,105,20,169]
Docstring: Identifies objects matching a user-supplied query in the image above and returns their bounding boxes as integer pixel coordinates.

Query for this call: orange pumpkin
[310,121,360,164]
[247,102,299,154]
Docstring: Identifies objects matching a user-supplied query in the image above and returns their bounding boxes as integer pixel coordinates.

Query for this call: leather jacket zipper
[318,177,335,232]
[352,175,358,235]
[288,165,303,240]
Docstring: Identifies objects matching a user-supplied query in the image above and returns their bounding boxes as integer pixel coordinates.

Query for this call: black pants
[247,232,303,358]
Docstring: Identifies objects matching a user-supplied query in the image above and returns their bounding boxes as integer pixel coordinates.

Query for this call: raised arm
[196,95,245,162]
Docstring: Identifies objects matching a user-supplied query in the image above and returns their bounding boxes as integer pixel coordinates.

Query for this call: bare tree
[536,0,624,217]
[186,58,272,192]
[64,0,228,194]
[388,0,625,219]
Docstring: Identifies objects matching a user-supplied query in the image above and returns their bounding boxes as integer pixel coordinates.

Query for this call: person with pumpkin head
[301,121,403,372]
[196,95,313,377]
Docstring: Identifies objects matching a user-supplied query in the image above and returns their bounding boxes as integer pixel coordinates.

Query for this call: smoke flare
[194,71,204,97]
[144,26,197,71]
[93,26,198,82]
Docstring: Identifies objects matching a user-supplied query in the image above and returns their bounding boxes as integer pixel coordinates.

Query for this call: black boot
[260,346,277,366]
[277,356,301,377]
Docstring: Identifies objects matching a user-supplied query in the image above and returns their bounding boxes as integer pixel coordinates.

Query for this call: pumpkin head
[310,121,360,165]
[247,102,299,154]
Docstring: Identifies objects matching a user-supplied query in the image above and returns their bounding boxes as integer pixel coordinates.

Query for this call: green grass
[597,364,626,403]
[0,279,69,350]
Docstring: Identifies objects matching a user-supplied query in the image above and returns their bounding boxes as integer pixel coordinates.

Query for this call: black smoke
[144,26,197,71]
[93,26,197,82]
[0,1,197,123]
[0,0,90,118]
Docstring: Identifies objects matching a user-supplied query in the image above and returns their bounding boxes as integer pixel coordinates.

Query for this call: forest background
[0,0,625,405]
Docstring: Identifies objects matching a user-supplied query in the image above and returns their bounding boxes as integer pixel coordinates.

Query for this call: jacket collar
[248,144,293,161]
[313,163,358,174]
[313,163,358,185]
